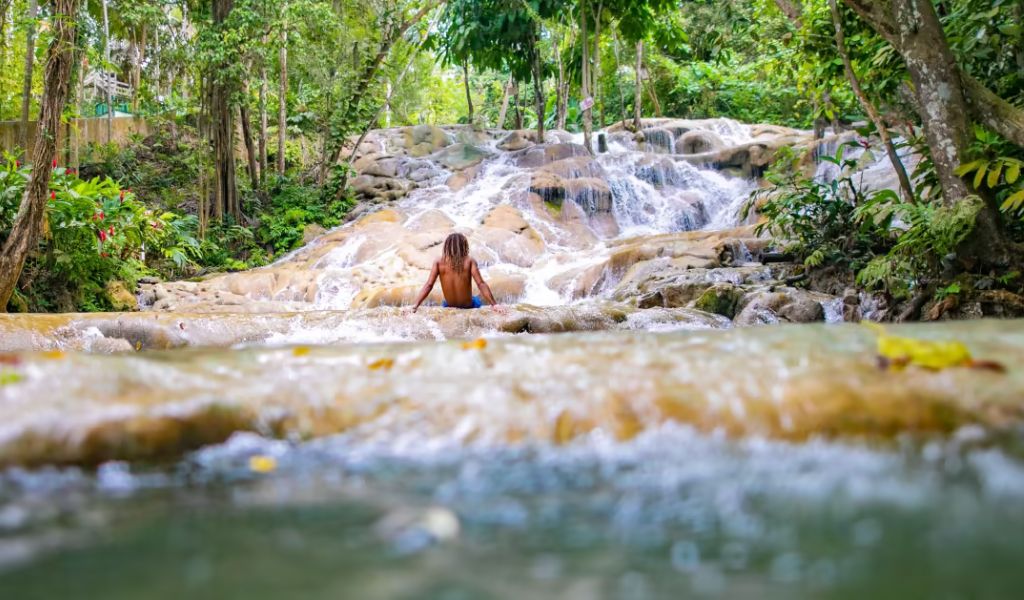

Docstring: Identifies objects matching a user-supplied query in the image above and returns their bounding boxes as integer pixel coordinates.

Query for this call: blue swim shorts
[442,296,483,309]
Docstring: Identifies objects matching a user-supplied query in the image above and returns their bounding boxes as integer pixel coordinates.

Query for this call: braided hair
[443,232,469,272]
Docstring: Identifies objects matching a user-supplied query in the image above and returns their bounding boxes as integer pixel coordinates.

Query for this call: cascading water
[2,120,1022,598]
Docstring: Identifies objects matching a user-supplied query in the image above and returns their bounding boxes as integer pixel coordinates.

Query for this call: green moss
[693,284,744,318]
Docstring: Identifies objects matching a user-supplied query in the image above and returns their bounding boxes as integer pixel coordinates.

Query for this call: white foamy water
[303,121,759,312]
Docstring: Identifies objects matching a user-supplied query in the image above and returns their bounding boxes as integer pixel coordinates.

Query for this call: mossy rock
[693,283,744,318]
[105,280,139,311]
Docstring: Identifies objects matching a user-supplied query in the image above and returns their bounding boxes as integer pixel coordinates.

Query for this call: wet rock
[692,283,744,318]
[677,130,725,155]
[497,130,534,151]
[402,125,451,157]
[639,127,676,153]
[351,174,411,202]
[105,281,138,311]
[302,223,327,244]
[977,290,1024,318]
[734,288,828,325]
[431,143,491,171]
[514,143,590,168]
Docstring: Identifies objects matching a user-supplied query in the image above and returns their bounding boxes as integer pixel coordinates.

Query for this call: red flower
[98,230,107,241]
[108,226,115,236]
[101,252,109,258]
[49,191,56,202]
[119,190,125,202]
[15,160,20,168]
[52,159,57,169]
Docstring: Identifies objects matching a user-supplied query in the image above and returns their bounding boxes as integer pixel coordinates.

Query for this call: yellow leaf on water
[864,323,973,370]
[368,357,395,371]
[462,338,487,351]
[41,350,65,360]
[248,455,277,473]
[0,371,24,386]
[292,346,311,357]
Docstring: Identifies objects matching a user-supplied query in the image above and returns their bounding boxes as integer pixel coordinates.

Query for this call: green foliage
[257,178,351,254]
[746,143,890,271]
[0,154,198,311]
[748,142,986,300]
[955,128,1024,217]
[855,197,982,297]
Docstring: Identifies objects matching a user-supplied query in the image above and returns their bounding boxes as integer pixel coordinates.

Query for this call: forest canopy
[0,0,1022,313]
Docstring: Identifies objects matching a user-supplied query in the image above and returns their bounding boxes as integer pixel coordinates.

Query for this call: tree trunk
[828,0,913,200]
[0,0,79,311]
[840,0,1024,149]
[891,0,1007,260]
[19,0,39,156]
[529,27,545,142]
[580,0,592,153]
[554,31,566,130]
[633,41,643,131]
[592,1,603,128]
[212,0,238,221]
[513,83,523,130]
[103,0,113,144]
[462,60,474,126]
[240,98,259,190]
[278,18,288,176]
[497,76,513,129]
[645,53,662,117]
[258,60,269,183]
[612,34,627,128]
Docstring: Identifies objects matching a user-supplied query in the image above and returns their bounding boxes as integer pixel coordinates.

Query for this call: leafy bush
[745,143,890,271]
[0,155,209,312]
[256,178,352,254]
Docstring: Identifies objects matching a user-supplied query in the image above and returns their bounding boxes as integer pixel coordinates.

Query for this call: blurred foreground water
[1,322,1024,599]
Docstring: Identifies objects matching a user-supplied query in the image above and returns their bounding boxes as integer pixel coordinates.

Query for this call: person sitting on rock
[412,232,500,311]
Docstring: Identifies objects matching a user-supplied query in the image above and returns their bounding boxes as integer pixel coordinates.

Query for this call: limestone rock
[431,143,491,171]
[105,281,138,311]
[403,125,451,157]
[692,283,744,318]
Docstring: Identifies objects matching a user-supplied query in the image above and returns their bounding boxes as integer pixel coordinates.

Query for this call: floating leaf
[864,322,978,371]
[292,346,311,357]
[368,357,395,371]
[0,371,24,386]
[41,350,65,360]
[462,338,488,351]
[248,455,277,474]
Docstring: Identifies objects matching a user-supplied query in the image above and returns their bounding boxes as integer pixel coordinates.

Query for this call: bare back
[437,257,476,308]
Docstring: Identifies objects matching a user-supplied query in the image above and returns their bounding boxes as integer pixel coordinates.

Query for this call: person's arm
[470,259,499,306]
[412,261,440,312]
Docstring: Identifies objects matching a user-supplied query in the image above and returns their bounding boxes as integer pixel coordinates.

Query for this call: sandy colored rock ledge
[0,320,1021,467]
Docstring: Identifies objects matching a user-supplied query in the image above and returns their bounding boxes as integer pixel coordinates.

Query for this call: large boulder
[676,130,725,155]
[638,127,676,153]
[514,143,591,168]
[402,125,451,157]
[733,289,828,326]
[431,143,491,171]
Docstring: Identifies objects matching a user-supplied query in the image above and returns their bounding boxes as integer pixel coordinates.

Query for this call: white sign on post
[580,97,594,111]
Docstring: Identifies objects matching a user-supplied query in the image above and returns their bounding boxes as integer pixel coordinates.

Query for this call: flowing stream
[1,121,1023,598]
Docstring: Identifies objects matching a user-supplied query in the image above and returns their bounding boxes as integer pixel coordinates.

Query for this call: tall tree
[19,0,39,155]
[1,0,81,310]
[210,0,239,220]
[277,4,287,176]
